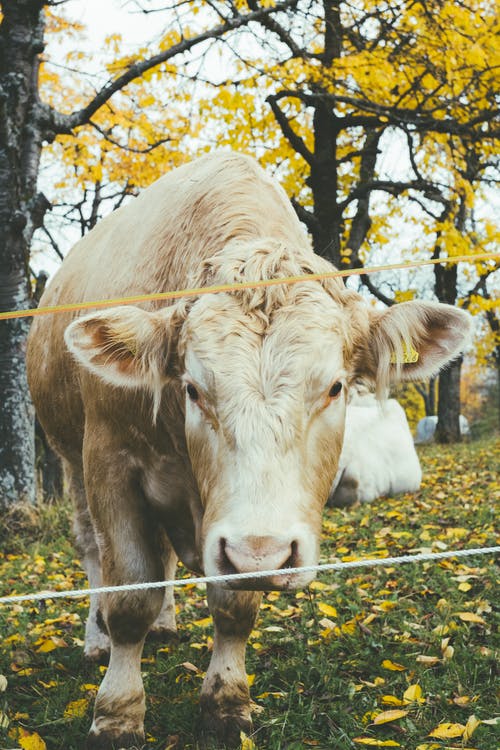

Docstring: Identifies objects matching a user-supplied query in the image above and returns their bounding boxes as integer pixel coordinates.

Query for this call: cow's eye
[186,383,199,401]
[329,381,342,399]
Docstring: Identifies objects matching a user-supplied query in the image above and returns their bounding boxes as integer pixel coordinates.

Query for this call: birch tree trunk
[0,0,47,508]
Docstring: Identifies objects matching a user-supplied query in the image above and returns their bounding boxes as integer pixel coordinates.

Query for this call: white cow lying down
[328,393,421,506]
[415,414,470,444]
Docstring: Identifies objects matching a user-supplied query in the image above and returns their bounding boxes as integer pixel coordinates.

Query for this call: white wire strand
[0,546,498,606]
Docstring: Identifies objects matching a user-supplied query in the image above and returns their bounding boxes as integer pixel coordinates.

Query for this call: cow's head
[65,242,471,590]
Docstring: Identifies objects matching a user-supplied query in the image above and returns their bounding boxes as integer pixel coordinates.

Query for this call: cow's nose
[220,535,297,576]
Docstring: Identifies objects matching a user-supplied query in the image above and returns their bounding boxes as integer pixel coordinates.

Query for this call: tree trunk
[309,1,343,266]
[433,240,463,442]
[435,357,463,443]
[310,102,342,264]
[0,0,46,509]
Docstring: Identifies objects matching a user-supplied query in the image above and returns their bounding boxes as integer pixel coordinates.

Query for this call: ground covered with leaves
[0,438,498,750]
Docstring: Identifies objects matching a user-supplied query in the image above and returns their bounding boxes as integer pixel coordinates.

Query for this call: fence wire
[1,546,498,607]
[0,252,498,321]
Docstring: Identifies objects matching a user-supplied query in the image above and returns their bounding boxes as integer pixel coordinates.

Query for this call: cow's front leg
[87,561,164,750]
[201,584,262,747]
[84,473,165,749]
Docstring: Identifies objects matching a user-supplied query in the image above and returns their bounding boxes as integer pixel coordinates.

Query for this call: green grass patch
[0,437,498,749]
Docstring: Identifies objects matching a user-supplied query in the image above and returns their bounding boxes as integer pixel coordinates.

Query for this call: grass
[0,437,498,750]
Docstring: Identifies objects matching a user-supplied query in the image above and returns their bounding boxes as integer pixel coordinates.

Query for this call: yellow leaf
[353,739,401,746]
[35,636,67,653]
[442,645,454,660]
[309,580,328,591]
[428,722,465,738]
[317,602,338,618]
[403,684,425,704]
[416,655,440,665]
[64,698,88,719]
[458,582,472,592]
[192,617,212,628]
[373,709,408,725]
[381,695,406,706]
[463,714,481,741]
[181,662,199,673]
[240,730,257,749]
[247,674,256,687]
[453,695,470,706]
[456,612,486,625]
[19,733,47,750]
[381,659,406,671]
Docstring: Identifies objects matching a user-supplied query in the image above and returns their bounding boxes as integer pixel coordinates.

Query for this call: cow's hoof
[200,707,253,748]
[146,625,178,643]
[84,645,110,665]
[86,729,145,750]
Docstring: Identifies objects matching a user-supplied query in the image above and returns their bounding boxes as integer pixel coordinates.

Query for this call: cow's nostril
[283,540,299,570]
[218,537,238,576]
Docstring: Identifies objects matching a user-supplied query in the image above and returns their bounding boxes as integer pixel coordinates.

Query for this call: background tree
[0,0,296,509]
[196,0,499,441]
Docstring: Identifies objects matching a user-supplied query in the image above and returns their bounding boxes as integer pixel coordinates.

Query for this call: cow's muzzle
[215,534,313,591]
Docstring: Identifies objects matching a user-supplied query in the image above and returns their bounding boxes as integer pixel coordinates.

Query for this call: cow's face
[65,286,471,590]
[180,288,351,589]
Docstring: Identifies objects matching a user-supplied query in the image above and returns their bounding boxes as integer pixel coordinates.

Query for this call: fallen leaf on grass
[38,680,57,689]
[416,655,440,665]
[317,602,338,618]
[181,661,199,673]
[18,732,47,750]
[381,659,406,671]
[381,695,405,706]
[463,715,481,741]
[403,684,425,704]
[373,709,408,724]
[35,636,67,653]
[452,695,471,706]
[456,612,486,625]
[240,730,257,749]
[64,698,88,718]
[428,722,465,738]
[353,739,401,746]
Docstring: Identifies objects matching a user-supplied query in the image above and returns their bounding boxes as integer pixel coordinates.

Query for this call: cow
[415,414,470,443]
[26,152,472,749]
[327,392,422,507]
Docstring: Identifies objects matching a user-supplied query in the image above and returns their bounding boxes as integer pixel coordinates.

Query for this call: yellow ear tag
[124,340,137,357]
[390,342,419,364]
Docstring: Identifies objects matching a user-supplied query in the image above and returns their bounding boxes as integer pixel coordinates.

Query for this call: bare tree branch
[359,271,396,306]
[266,93,315,165]
[89,120,172,153]
[41,0,299,136]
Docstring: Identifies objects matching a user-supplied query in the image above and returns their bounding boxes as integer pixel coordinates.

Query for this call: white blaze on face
[181,290,348,590]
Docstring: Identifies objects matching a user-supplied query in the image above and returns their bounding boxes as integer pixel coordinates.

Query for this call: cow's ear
[64,305,181,393]
[353,301,472,390]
